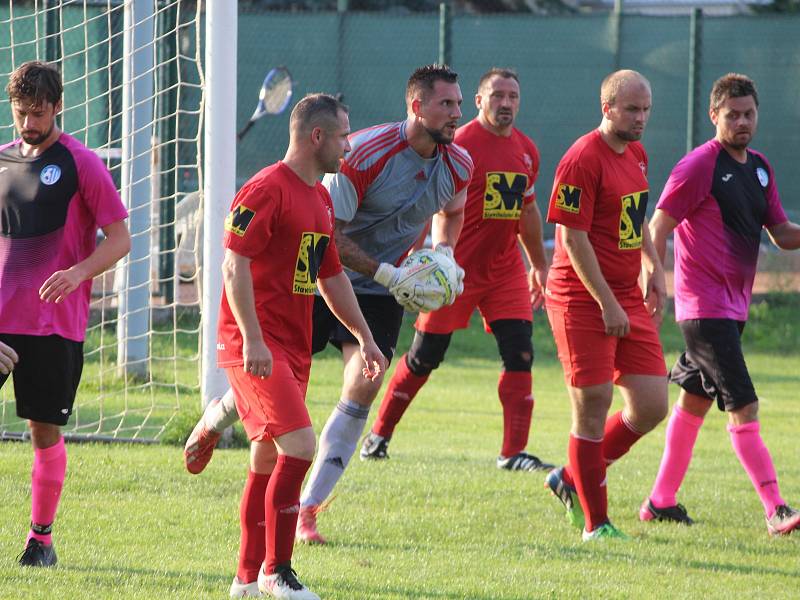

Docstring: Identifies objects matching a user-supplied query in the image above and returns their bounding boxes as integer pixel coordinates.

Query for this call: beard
[615,128,643,142]
[492,110,514,126]
[424,124,454,146]
[21,122,54,146]
[727,131,751,150]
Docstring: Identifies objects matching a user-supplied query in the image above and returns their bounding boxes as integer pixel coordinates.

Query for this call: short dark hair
[478,67,519,92]
[290,93,348,133]
[6,61,63,106]
[406,64,458,104]
[710,73,758,112]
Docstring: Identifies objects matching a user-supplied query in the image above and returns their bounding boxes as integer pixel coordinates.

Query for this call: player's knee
[27,421,61,450]
[406,330,452,377]
[492,319,533,372]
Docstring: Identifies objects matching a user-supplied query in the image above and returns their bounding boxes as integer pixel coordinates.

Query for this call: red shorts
[415,267,532,335]
[546,301,666,388]
[225,360,311,442]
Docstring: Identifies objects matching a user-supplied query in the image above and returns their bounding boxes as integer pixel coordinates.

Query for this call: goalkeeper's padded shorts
[311,294,403,362]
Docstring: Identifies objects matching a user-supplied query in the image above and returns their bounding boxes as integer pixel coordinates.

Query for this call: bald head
[600,70,650,107]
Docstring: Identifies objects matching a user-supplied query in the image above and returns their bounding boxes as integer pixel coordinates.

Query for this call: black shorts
[311,294,405,364]
[0,333,84,426]
[669,319,757,412]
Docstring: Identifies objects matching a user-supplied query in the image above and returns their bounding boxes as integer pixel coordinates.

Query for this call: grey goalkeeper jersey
[323,120,473,294]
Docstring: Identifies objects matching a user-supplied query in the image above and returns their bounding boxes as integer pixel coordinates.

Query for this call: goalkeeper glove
[373,262,425,312]
[434,243,465,303]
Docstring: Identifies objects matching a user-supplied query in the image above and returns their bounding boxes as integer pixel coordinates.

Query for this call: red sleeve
[223,182,280,258]
[546,157,598,231]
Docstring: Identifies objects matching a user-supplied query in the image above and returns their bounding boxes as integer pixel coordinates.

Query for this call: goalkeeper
[185,64,472,544]
[361,68,554,474]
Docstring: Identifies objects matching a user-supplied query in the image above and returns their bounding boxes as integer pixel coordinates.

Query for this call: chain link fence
[236,9,800,230]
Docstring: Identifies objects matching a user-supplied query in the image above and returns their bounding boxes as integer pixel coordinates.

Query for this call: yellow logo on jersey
[293,232,331,295]
[618,190,649,250]
[224,205,256,237]
[555,183,581,214]
[483,172,528,220]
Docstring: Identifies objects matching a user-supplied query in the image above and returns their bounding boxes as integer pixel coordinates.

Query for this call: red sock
[237,470,271,583]
[563,411,644,487]
[602,411,643,466]
[28,437,67,546]
[264,455,311,573]
[373,355,429,439]
[498,371,533,457]
[568,434,607,532]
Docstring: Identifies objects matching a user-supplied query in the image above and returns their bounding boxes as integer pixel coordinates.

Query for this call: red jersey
[216,162,342,380]
[453,119,540,287]
[546,129,649,307]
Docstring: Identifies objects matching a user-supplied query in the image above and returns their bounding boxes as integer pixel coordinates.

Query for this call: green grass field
[1,304,799,599]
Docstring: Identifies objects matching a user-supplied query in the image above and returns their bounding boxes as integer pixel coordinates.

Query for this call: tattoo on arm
[334,219,380,278]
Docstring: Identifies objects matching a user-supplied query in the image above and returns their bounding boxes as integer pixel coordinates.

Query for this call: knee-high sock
[373,356,429,439]
[728,421,784,517]
[206,388,240,433]
[568,434,607,532]
[28,437,67,545]
[602,410,644,466]
[237,470,270,583]
[498,371,533,457]
[649,405,704,507]
[264,455,311,573]
[300,399,369,508]
[562,411,642,488]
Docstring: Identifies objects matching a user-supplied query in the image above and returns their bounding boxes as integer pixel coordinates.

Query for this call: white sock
[205,388,240,432]
[300,399,370,508]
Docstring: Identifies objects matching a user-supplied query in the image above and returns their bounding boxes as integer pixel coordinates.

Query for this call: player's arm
[430,187,466,249]
[221,249,272,378]
[560,225,629,337]
[640,217,667,325]
[648,208,679,265]
[518,200,548,310]
[766,220,800,250]
[333,219,380,278]
[39,220,131,304]
[317,272,387,380]
[0,340,18,375]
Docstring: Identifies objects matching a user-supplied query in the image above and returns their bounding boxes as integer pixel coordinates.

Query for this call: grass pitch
[1,310,799,599]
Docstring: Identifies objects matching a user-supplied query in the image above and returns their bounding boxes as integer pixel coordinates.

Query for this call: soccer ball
[397,248,459,312]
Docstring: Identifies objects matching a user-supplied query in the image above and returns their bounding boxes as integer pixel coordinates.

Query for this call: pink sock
[728,421,784,517]
[29,437,67,545]
[649,405,704,508]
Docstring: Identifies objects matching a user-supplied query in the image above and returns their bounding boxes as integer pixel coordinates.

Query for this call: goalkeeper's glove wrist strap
[373,262,396,288]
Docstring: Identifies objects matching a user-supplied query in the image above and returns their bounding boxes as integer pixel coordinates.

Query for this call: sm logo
[618,190,649,250]
[483,172,528,220]
[293,232,330,295]
[224,205,256,237]
[555,183,581,214]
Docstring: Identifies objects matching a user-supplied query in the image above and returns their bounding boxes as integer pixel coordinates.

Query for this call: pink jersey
[657,139,787,321]
[0,133,128,341]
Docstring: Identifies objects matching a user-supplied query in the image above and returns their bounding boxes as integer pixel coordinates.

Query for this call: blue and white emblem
[756,167,769,188]
[40,164,61,185]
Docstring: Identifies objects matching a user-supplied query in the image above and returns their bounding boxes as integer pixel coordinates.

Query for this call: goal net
[0,0,204,442]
